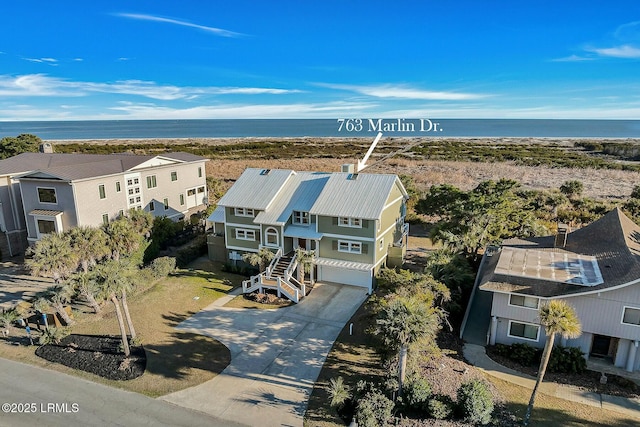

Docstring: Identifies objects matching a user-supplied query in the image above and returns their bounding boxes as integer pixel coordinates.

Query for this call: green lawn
[0,257,241,397]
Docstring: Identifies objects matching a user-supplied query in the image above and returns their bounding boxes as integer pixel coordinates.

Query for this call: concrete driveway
[0,260,53,310]
[161,282,368,427]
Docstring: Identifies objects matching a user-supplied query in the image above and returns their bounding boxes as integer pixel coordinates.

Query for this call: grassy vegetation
[0,257,240,397]
[54,139,640,172]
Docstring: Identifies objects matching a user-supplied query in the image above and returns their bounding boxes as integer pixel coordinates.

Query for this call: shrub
[548,345,587,374]
[38,327,70,345]
[355,389,394,427]
[327,376,351,408]
[150,256,176,278]
[175,235,207,268]
[456,380,494,425]
[507,343,540,366]
[404,376,431,411]
[428,395,454,420]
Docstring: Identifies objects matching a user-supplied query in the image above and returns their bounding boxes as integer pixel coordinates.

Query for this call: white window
[265,227,279,246]
[102,213,109,225]
[234,207,255,217]
[622,307,640,326]
[164,198,169,210]
[98,184,106,199]
[379,239,384,251]
[338,217,362,228]
[235,229,256,241]
[338,240,362,254]
[171,171,178,181]
[509,294,539,310]
[198,167,203,178]
[115,181,121,192]
[508,321,540,342]
[293,211,309,225]
[37,188,57,204]
[149,201,155,212]
[179,194,185,205]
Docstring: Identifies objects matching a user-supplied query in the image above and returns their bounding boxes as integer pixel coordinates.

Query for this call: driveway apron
[161,282,368,427]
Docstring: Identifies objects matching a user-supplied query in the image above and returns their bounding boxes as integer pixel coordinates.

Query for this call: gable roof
[479,208,640,298]
[218,167,407,223]
[2,152,206,181]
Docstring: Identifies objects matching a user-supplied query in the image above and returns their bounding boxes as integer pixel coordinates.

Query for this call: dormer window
[260,169,271,176]
[293,211,309,225]
[234,207,255,217]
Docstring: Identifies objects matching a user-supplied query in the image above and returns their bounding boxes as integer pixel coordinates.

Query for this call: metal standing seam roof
[207,206,226,223]
[217,168,295,210]
[253,172,330,225]
[479,208,640,297]
[309,173,403,220]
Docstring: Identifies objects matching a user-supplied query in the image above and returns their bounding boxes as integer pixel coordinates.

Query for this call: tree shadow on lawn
[143,331,230,380]
[507,401,640,427]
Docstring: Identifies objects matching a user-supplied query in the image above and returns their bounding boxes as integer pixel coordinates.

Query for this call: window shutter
[362,244,368,254]
[332,240,338,250]
[333,217,338,225]
[255,231,260,241]
[362,219,368,229]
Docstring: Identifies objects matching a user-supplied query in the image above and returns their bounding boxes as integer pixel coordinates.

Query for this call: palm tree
[69,272,103,314]
[523,300,582,426]
[374,295,442,397]
[47,284,76,326]
[0,309,18,336]
[96,260,132,356]
[67,226,110,273]
[127,208,154,236]
[242,248,275,273]
[103,218,142,261]
[26,232,78,284]
[294,247,315,285]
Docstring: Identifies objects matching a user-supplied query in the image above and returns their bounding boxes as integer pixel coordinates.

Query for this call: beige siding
[74,176,129,227]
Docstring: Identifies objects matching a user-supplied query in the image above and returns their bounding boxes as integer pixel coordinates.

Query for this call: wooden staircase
[242,251,307,303]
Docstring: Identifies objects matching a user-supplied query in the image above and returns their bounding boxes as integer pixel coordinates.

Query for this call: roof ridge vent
[260,169,271,176]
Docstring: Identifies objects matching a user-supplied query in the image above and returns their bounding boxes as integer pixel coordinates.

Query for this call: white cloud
[551,54,594,62]
[23,57,59,66]
[588,44,640,58]
[116,13,244,38]
[318,83,487,100]
[0,74,300,100]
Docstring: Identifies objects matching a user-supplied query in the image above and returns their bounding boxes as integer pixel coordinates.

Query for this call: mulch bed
[35,334,146,381]
[485,346,640,398]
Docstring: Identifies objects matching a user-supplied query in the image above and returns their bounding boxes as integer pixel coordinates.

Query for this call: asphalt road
[0,357,245,427]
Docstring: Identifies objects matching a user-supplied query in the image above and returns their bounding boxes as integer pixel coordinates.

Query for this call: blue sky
[1,1,640,120]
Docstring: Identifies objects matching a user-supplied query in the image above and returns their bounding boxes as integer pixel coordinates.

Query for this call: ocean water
[0,119,639,140]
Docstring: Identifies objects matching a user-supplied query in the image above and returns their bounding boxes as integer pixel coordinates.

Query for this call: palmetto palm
[374,295,441,397]
[69,271,103,314]
[103,218,142,261]
[26,232,78,284]
[67,226,110,273]
[294,247,315,284]
[523,300,582,426]
[47,284,76,326]
[96,260,135,356]
[242,248,275,272]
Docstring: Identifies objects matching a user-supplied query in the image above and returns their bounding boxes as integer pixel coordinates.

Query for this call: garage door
[319,265,372,289]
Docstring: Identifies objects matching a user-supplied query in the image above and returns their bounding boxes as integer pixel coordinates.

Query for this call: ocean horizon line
[1,118,639,140]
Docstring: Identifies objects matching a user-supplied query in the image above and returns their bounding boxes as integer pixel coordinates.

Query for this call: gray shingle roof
[479,208,640,297]
[0,152,206,181]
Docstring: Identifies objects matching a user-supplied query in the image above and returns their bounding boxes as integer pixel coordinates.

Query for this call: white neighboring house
[0,151,208,255]
[465,208,640,373]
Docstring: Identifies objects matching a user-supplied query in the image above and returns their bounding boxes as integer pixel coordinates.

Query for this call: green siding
[318,237,374,264]
[317,215,376,239]
[225,207,259,225]
[225,225,260,250]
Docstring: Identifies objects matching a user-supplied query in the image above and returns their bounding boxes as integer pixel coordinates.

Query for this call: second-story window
[234,207,255,217]
[171,171,178,181]
[293,211,309,225]
[98,184,106,199]
[338,217,362,228]
[146,175,157,189]
[37,188,57,204]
